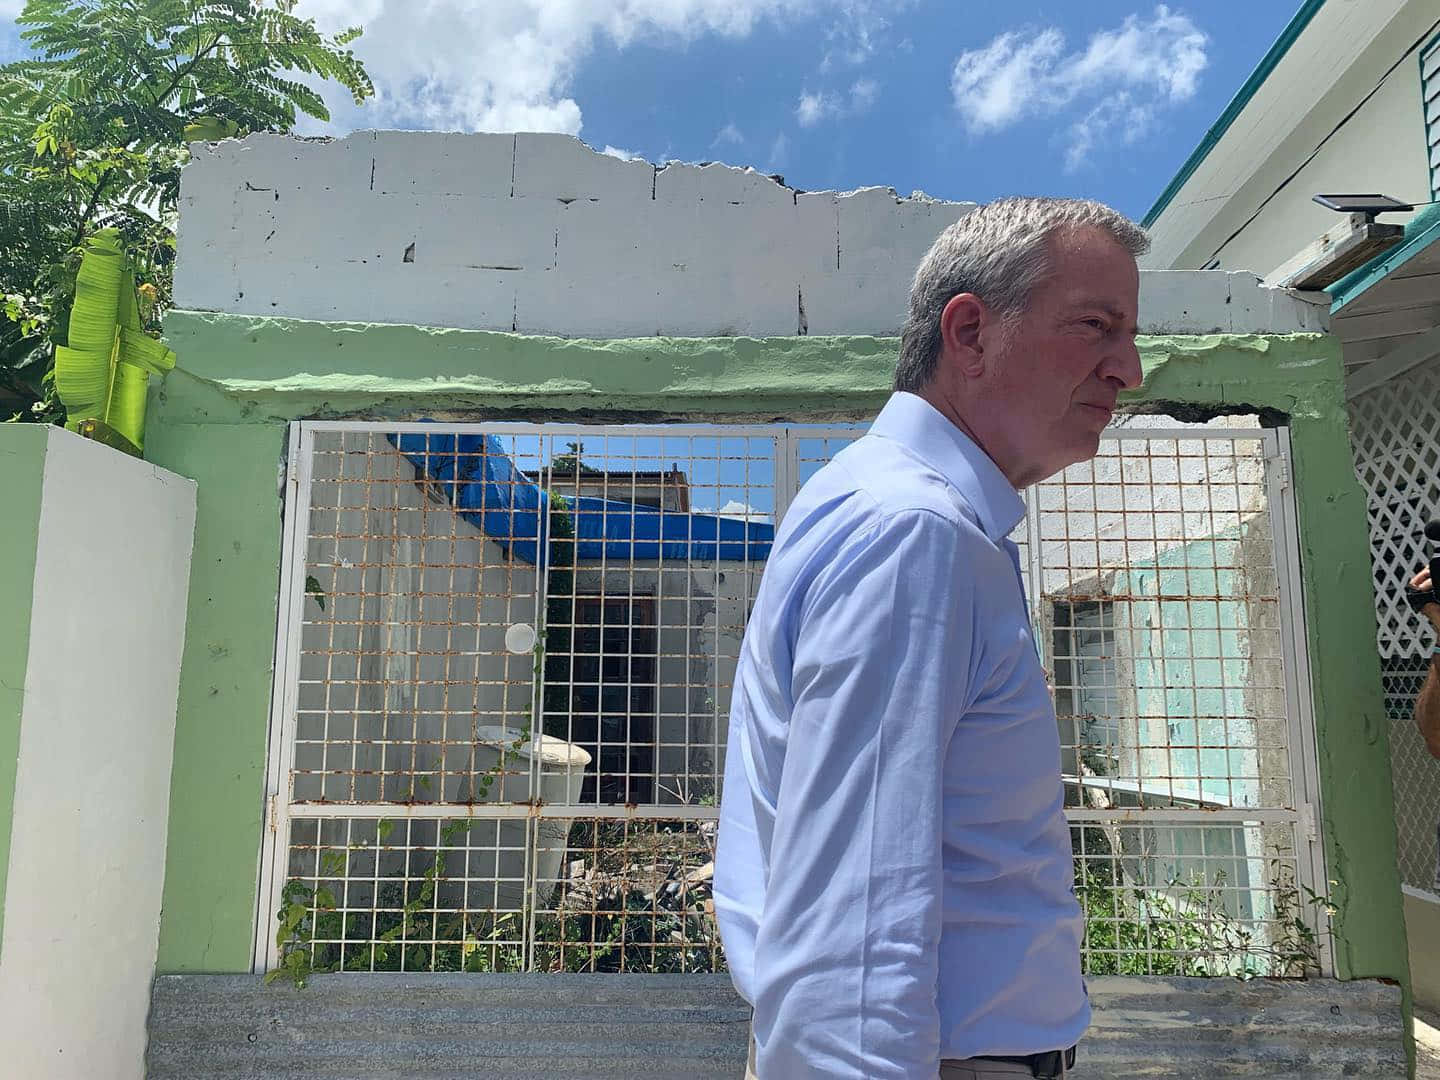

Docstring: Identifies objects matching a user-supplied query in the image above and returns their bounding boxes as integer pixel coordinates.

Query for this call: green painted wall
[147,311,1405,998]
[0,425,48,952]
[142,420,287,972]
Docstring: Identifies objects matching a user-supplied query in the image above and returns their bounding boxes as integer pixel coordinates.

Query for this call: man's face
[975,227,1143,485]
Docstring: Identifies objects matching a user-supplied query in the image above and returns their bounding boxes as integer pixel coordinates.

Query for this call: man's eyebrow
[1067,299,1130,320]
[1067,299,1139,332]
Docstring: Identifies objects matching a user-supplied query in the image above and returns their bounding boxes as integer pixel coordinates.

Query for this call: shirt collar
[867,391,1026,542]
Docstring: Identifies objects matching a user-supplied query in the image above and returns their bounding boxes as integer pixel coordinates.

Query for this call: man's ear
[940,293,987,376]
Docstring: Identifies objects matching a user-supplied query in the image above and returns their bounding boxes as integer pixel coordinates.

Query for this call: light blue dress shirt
[715,391,1087,1079]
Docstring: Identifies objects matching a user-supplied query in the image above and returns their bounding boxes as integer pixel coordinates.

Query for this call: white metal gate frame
[253,420,1330,976]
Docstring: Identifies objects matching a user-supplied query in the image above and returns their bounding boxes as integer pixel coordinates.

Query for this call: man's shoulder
[824,433,988,535]
[765,438,1002,590]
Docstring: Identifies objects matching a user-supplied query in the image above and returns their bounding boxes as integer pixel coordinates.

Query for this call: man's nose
[1101,341,1143,391]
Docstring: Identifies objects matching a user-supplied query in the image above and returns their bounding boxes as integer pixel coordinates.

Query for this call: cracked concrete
[175,132,1329,340]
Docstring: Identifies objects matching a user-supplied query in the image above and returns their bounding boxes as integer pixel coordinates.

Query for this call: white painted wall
[0,428,196,1080]
[1144,0,1436,272]
[1404,889,1440,1010]
[1204,41,1432,282]
[175,132,1327,338]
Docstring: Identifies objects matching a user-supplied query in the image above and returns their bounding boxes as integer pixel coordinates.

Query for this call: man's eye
[1083,318,1106,330]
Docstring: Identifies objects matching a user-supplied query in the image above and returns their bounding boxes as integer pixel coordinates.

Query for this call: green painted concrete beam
[0,425,49,954]
[156,312,902,423]
[146,311,1405,1001]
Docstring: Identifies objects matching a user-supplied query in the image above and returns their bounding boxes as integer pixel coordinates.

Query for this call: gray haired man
[716,198,1148,1078]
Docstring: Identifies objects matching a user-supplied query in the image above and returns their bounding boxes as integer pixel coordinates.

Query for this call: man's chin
[1035,435,1104,483]
[1068,429,1106,463]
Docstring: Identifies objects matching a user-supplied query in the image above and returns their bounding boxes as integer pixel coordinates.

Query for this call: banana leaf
[183,117,241,143]
[54,228,176,452]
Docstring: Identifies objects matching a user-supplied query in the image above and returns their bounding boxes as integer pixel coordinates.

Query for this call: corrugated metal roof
[147,973,1405,1078]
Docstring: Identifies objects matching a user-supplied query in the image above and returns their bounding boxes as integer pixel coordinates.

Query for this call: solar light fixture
[1269,194,1413,290]
[1312,194,1414,221]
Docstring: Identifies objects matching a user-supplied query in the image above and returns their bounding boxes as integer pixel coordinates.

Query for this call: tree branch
[70,170,113,249]
[153,33,224,111]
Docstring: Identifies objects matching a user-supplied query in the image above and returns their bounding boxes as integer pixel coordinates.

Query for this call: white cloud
[1064,92,1154,172]
[817,0,911,72]
[796,78,879,128]
[714,499,770,522]
[601,145,645,161]
[950,5,1207,169]
[850,77,880,110]
[796,90,838,127]
[0,2,22,17]
[767,132,790,171]
[292,0,881,137]
[711,121,745,147]
[951,27,1066,132]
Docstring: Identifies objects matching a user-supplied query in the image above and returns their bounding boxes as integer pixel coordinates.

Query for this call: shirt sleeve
[752,507,980,1080]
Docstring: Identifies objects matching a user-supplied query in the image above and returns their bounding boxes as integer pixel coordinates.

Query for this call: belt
[974,1046,1077,1078]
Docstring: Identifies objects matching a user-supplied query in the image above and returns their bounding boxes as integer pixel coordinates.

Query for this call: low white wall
[1406,888,1440,1012]
[175,132,1328,339]
[0,428,196,1080]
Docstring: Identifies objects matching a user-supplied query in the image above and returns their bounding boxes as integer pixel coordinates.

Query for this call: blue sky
[0,1,1302,219]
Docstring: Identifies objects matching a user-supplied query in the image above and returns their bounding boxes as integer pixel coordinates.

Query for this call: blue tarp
[392,432,773,565]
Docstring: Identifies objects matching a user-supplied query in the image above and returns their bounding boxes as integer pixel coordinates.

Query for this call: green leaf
[318,850,346,876]
[53,231,123,423]
[304,574,326,610]
[182,116,239,143]
[51,229,175,448]
[0,0,376,430]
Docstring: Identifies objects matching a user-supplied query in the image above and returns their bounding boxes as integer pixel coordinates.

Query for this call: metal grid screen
[1349,353,1440,894]
[1038,424,1326,975]
[260,419,1326,980]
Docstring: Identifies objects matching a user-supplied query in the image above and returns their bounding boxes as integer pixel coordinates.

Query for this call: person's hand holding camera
[1416,565,1440,635]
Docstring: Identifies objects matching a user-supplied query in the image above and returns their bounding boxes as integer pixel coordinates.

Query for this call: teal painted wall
[1103,525,1258,808]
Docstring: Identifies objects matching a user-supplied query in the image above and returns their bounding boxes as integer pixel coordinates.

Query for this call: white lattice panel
[1349,358,1440,659]
[1348,350,1440,891]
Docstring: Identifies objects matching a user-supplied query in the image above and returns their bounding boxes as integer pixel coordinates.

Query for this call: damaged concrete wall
[174,132,1329,339]
[150,134,1408,1060]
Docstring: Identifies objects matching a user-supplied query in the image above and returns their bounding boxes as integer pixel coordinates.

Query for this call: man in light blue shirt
[715,198,1147,1079]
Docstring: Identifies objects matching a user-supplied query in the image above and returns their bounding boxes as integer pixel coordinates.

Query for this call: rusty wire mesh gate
[256,419,1328,979]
